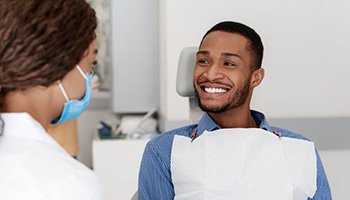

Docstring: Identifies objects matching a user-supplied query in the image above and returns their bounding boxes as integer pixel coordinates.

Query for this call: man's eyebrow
[197,51,242,60]
[221,52,242,59]
[196,50,209,55]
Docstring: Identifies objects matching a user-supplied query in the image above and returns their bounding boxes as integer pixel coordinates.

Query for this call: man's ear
[250,68,264,88]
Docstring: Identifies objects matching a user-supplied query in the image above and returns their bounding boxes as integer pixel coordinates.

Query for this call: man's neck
[208,106,257,129]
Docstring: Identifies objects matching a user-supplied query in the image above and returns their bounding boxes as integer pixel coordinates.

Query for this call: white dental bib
[171,128,317,200]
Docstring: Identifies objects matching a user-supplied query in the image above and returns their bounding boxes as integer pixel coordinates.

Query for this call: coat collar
[1,112,64,150]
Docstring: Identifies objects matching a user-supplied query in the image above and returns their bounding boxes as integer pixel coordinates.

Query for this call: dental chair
[131,47,200,200]
[176,46,204,123]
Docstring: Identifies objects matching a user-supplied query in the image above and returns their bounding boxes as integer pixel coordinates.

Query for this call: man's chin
[198,103,229,114]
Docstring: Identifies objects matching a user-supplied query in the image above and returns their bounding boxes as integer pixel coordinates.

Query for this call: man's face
[193,31,254,113]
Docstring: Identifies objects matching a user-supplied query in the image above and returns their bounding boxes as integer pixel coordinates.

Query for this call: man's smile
[204,87,227,93]
[197,82,232,99]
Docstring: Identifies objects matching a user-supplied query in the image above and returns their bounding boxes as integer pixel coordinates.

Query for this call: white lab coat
[0,113,104,200]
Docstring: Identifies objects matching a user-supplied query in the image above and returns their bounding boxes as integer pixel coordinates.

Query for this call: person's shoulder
[146,124,197,150]
[271,126,311,142]
[1,144,103,200]
[20,140,100,187]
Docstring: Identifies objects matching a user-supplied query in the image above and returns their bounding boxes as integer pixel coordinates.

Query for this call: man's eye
[224,61,236,67]
[198,59,209,65]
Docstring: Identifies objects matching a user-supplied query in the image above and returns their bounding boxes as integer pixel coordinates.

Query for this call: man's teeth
[204,87,227,93]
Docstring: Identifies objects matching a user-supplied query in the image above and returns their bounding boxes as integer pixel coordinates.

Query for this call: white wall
[159,0,350,128]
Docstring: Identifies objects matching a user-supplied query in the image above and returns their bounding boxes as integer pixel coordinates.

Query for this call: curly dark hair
[200,21,264,70]
[0,0,97,112]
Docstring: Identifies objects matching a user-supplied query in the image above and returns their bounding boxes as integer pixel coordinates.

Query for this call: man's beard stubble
[194,81,250,114]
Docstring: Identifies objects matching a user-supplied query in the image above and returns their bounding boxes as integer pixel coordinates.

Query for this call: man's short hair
[200,21,264,70]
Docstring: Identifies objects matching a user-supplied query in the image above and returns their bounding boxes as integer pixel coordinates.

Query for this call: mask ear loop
[58,64,90,103]
[58,81,70,102]
[76,64,87,80]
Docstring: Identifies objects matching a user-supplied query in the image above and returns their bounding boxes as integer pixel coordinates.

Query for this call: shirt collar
[251,110,273,132]
[196,110,273,136]
[196,113,220,137]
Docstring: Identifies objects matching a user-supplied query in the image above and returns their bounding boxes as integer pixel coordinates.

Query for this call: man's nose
[204,64,224,81]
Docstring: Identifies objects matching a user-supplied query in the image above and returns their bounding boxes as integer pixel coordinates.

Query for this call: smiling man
[138,21,332,200]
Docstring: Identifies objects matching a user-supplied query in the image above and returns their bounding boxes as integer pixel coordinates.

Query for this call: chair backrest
[176,47,204,123]
[176,47,197,97]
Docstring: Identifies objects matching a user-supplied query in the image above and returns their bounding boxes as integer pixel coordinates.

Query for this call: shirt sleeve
[311,150,332,200]
[138,142,174,200]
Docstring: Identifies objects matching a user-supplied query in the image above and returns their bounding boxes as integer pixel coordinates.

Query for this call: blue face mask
[51,65,93,125]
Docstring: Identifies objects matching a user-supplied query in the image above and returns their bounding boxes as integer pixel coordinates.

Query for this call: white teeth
[204,87,227,93]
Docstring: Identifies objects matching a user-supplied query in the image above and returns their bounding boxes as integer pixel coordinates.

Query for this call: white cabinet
[93,138,149,200]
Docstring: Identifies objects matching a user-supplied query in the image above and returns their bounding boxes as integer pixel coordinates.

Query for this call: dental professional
[138,21,332,200]
[0,0,103,199]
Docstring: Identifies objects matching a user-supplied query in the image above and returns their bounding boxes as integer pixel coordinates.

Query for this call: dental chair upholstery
[176,47,197,97]
[176,47,203,123]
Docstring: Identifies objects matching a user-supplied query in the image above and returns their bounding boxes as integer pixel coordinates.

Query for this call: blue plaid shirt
[138,110,332,200]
